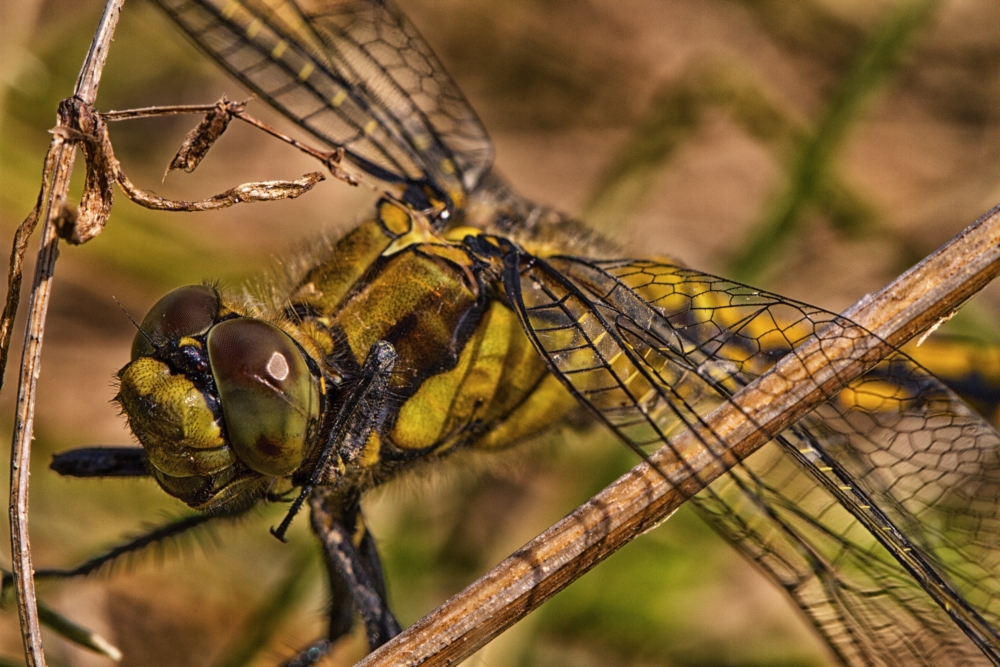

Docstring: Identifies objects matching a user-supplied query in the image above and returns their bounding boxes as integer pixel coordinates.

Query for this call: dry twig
[5,3,125,665]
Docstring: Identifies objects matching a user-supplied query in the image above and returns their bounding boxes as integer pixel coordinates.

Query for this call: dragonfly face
[23,1,1000,666]
[119,284,323,509]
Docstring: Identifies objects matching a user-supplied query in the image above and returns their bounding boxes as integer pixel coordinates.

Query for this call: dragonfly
[23,1,1000,665]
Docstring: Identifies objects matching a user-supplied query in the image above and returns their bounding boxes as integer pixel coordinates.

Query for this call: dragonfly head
[116,285,322,510]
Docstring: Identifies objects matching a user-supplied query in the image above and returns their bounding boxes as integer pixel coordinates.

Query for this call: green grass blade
[210,547,317,667]
[36,600,122,661]
[728,0,938,282]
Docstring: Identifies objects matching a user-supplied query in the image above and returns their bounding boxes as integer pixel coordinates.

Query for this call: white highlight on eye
[266,351,290,381]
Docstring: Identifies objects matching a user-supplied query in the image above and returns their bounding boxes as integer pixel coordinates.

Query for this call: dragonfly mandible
[9,1,1000,665]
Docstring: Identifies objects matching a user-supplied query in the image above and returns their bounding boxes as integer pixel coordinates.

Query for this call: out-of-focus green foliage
[730,0,937,282]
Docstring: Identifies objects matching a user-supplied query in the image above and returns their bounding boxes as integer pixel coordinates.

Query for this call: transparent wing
[504,253,1000,666]
[152,0,494,211]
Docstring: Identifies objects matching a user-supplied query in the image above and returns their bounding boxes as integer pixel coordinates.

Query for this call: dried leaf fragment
[167,96,247,174]
[116,171,325,211]
[53,97,115,245]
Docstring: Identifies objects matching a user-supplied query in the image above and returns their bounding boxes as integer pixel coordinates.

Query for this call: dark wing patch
[153,0,493,211]
[505,253,1000,666]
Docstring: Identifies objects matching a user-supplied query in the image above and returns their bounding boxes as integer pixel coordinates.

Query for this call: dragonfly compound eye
[131,284,220,360]
[207,319,320,477]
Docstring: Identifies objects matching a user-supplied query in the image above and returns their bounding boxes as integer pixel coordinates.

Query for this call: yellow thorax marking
[380,200,445,256]
[443,226,483,243]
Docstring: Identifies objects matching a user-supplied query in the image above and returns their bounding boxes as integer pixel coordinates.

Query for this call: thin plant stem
[7,2,126,665]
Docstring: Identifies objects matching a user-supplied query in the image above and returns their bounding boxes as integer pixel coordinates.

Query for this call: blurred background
[1,0,1000,665]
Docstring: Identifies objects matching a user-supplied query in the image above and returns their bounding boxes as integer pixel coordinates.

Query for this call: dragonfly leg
[279,639,332,667]
[276,525,386,667]
[272,339,397,542]
[50,445,150,477]
[2,512,235,596]
[309,491,400,652]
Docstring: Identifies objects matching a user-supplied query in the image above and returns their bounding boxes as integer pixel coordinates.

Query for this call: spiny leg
[281,494,398,666]
[272,340,396,541]
[8,510,248,593]
[305,492,400,656]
